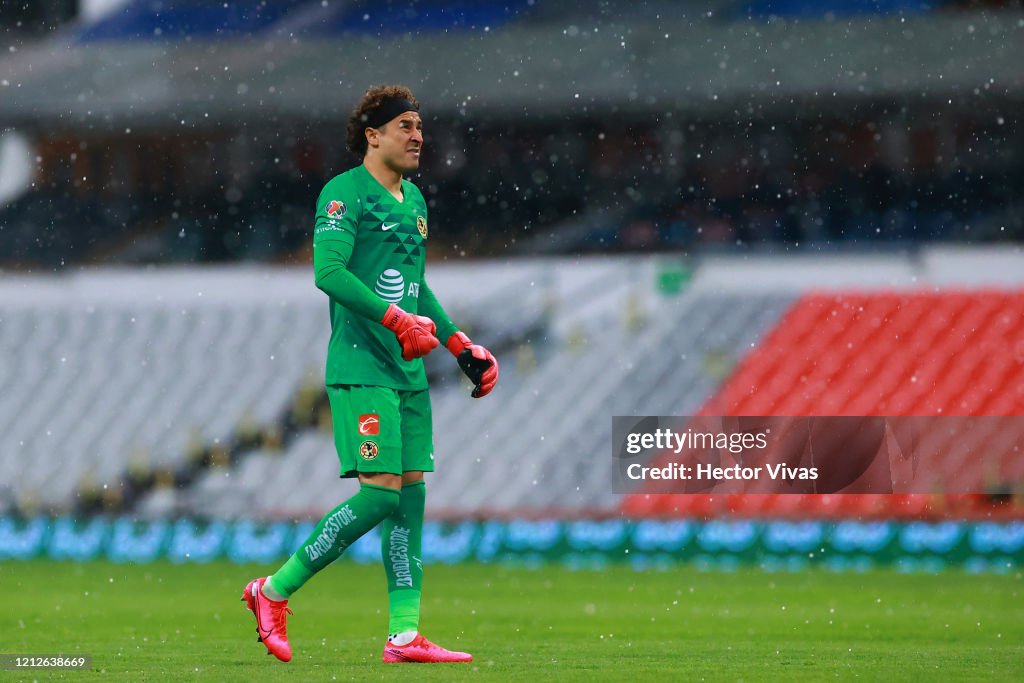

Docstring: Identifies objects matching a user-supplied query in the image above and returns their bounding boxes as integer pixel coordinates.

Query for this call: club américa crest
[417,216,428,239]
[359,440,379,460]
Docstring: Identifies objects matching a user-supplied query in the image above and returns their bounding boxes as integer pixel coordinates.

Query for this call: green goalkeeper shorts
[326,384,435,478]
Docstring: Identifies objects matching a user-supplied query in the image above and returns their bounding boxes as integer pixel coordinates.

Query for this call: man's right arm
[311,188,389,321]
[313,237,389,321]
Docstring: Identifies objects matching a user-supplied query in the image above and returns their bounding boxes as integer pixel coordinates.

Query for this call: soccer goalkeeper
[242,85,498,664]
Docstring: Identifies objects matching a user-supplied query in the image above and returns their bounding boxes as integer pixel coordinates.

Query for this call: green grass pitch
[7,559,1022,681]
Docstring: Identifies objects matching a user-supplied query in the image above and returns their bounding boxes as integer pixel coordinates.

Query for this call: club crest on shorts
[326,200,347,218]
[359,440,379,460]
[416,216,428,239]
[358,413,380,436]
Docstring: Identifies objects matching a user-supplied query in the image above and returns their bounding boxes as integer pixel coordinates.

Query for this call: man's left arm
[419,278,499,398]
[417,279,459,346]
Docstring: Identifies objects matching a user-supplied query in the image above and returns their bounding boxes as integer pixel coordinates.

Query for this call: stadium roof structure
[70,0,535,43]
[0,9,1020,129]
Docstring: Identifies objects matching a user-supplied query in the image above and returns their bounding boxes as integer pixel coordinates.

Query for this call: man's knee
[359,472,402,491]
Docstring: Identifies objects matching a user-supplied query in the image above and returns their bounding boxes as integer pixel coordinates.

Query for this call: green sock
[268,483,400,598]
[382,480,425,634]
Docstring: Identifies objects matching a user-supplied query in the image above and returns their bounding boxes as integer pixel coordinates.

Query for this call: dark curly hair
[346,84,420,158]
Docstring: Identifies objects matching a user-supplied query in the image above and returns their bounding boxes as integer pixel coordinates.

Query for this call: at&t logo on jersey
[375,269,405,303]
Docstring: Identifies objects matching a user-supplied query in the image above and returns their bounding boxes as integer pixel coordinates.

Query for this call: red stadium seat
[623,290,1024,520]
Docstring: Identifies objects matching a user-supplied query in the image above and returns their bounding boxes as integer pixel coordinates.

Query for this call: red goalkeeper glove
[381,304,439,361]
[446,331,498,398]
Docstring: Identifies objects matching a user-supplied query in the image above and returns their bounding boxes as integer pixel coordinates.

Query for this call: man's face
[369,111,423,173]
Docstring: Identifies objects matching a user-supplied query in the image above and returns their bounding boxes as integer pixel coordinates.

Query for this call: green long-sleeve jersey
[312,164,457,390]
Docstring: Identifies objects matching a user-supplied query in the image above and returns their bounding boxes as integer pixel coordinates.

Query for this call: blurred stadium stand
[708,290,1024,416]
[0,0,1022,562]
[624,287,1024,519]
[72,0,535,42]
[0,249,1021,523]
[0,1,1022,268]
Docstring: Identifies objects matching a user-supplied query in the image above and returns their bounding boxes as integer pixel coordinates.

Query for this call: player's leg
[380,389,471,663]
[243,480,397,662]
[243,385,404,662]
[265,385,404,598]
[384,388,432,644]
[382,471,425,645]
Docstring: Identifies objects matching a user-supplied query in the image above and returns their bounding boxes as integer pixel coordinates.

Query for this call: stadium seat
[623,290,1024,520]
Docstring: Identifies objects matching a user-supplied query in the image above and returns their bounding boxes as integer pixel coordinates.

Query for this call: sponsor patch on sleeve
[325,200,347,218]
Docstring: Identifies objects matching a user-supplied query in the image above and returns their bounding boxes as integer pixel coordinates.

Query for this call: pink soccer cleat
[382,634,473,663]
[242,577,293,662]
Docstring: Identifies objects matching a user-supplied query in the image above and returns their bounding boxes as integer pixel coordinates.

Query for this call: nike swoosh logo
[251,583,275,639]
[254,603,273,639]
[382,223,399,231]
